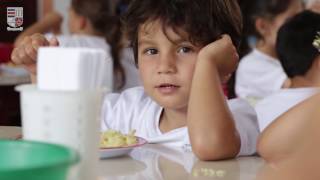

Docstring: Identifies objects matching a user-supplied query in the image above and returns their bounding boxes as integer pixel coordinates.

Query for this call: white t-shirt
[235,49,287,101]
[255,88,319,132]
[101,87,259,156]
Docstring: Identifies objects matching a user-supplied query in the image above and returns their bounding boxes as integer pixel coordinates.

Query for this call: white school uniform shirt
[255,88,319,132]
[235,49,287,101]
[101,87,259,156]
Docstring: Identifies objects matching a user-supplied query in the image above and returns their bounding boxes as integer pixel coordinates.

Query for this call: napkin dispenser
[37,47,113,91]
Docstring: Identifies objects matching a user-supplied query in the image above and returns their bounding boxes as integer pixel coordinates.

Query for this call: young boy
[11,0,259,160]
[255,10,320,131]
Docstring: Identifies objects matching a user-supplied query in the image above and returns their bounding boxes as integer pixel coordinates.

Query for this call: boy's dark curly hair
[122,0,242,64]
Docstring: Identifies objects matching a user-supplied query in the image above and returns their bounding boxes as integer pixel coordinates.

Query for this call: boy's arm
[14,11,62,47]
[257,92,320,164]
[188,35,240,160]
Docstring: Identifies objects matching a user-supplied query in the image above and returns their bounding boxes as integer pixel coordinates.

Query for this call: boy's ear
[255,18,271,38]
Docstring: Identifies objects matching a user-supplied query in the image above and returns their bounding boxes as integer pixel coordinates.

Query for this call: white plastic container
[16,84,107,180]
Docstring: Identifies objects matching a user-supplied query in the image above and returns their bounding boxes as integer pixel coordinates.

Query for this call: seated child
[235,0,303,102]
[255,10,320,131]
[13,0,140,91]
[11,0,259,160]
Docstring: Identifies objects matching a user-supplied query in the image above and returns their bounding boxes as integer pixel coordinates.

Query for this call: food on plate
[100,130,138,148]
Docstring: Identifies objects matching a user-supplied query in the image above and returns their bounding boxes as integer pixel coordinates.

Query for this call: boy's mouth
[155,83,180,94]
[156,83,179,88]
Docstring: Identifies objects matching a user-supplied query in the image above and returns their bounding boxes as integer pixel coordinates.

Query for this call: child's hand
[198,34,239,78]
[11,33,59,75]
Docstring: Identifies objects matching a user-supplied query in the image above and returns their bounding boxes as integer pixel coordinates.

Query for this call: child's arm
[188,35,240,160]
[257,92,320,165]
[14,11,62,47]
[11,33,59,83]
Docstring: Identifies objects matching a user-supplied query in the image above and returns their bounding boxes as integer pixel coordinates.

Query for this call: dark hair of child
[71,0,126,90]
[122,0,243,65]
[276,10,320,78]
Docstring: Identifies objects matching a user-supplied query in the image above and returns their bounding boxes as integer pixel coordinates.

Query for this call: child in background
[235,0,303,103]
[255,11,320,131]
[11,0,259,160]
[13,0,140,91]
[256,10,320,167]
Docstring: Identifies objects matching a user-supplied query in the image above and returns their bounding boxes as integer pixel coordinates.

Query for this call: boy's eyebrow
[138,37,191,46]
[171,38,191,44]
[138,39,155,46]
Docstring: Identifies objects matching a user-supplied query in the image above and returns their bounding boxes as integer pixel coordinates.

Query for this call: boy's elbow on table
[192,136,240,161]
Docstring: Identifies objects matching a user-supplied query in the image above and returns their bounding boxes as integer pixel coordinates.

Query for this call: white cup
[16,84,106,180]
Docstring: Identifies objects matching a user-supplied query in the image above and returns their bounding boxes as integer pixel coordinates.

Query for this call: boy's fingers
[17,45,35,64]
[25,44,37,62]
[11,48,20,64]
[11,34,48,71]
[30,34,49,50]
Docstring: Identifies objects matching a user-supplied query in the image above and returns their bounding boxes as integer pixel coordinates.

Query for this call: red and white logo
[7,7,23,31]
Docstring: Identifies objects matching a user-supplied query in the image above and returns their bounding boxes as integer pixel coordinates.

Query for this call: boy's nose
[157,54,177,74]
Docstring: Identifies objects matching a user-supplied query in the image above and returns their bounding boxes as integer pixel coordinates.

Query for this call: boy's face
[137,20,201,110]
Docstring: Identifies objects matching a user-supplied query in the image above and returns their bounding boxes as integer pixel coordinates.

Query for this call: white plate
[100,137,147,159]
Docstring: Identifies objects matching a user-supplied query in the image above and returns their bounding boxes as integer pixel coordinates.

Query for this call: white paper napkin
[37,47,113,91]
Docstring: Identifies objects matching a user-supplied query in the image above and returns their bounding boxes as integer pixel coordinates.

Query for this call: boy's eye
[178,47,192,53]
[144,48,158,55]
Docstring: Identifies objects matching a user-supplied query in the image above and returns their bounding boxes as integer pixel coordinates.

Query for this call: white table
[0,65,30,86]
[0,126,266,180]
[98,144,265,180]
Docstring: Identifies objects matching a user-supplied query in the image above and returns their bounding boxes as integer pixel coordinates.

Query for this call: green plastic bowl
[0,140,79,180]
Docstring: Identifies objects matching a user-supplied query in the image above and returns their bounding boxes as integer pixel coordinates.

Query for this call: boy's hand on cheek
[198,34,239,78]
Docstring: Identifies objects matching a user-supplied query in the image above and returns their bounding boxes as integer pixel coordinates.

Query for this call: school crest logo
[7,7,24,31]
